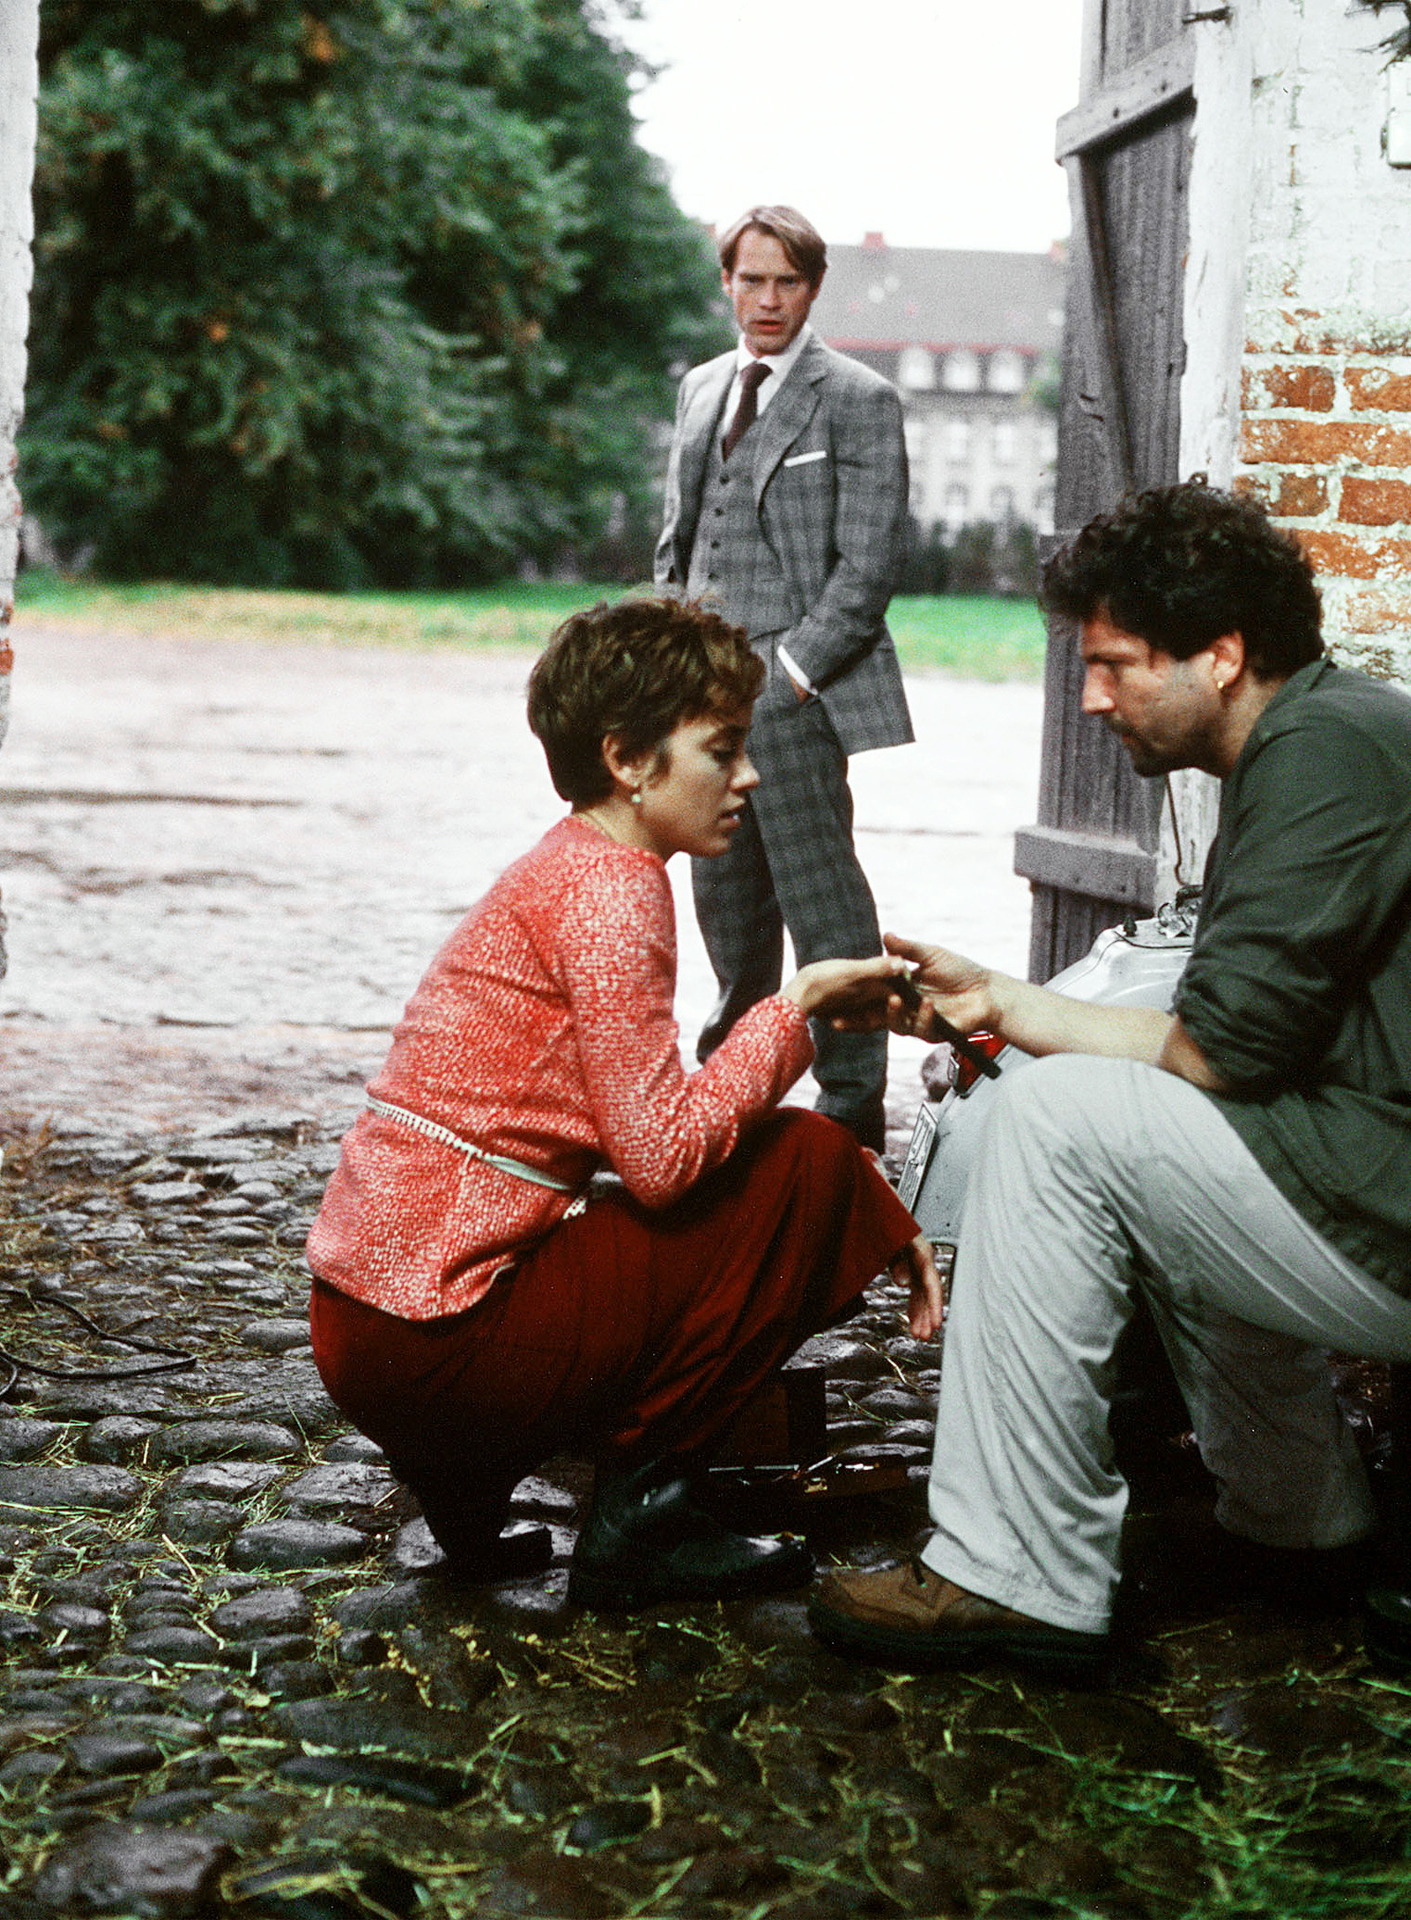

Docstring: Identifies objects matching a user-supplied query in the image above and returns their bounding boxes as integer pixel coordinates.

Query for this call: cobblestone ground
[3,628,1411,1917]
[0,621,1041,1137]
[1,1116,1410,1920]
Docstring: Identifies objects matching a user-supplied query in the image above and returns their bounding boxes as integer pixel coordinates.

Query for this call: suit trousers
[692,685,886,1124]
[921,1054,1411,1634]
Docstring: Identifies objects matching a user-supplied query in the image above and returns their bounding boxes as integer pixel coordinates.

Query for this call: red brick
[1241,419,1411,466]
[1245,310,1337,356]
[1233,472,1271,504]
[1346,587,1411,634]
[1295,529,1411,580]
[1348,367,1411,412]
[0,638,12,675]
[1335,641,1405,683]
[1286,314,1351,355]
[1271,473,1328,517]
[1341,477,1411,526]
[1245,363,1336,411]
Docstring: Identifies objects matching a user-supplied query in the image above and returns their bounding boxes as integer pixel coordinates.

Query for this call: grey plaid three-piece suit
[654,332,913,1138]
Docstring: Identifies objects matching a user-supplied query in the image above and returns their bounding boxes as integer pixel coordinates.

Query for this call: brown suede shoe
[808,1559,1110,1681]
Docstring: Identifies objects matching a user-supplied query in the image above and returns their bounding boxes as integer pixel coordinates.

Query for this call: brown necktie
[722,361,771,460]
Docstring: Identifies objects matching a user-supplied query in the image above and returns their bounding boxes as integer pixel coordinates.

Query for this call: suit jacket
[654,334,914,756]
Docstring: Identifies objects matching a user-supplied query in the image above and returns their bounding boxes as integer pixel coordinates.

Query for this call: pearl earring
[630,789,642,806]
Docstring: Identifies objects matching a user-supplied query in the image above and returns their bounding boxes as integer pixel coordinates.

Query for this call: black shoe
[440,1521,554,1586]
[1213,1531,1383,1617]
[400,1463,555,1586]
[568,1458,811,1611]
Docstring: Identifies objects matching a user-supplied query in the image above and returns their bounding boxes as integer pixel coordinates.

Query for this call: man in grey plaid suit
[655,205,912,1150]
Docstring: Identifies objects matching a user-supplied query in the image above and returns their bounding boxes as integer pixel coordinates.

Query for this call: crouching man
[810,480,1411,1680]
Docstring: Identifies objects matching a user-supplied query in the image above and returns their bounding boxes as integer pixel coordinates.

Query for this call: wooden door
[1016,0,1198,981]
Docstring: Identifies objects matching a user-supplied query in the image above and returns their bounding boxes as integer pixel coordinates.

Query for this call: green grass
[14,571,1046,681]
[887,592,1045,680]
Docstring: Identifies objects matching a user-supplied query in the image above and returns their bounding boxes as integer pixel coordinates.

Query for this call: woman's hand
[781,953,910,1024]
[891,1231,946,1339]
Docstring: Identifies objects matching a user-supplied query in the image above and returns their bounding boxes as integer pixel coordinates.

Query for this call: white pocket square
[783,449,828,467]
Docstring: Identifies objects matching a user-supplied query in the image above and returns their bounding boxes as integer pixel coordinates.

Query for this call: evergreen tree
[24,0,727,585]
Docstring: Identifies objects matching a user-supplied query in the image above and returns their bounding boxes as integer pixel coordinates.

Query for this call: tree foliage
[24,0,728,586]
[900,515,1040,598]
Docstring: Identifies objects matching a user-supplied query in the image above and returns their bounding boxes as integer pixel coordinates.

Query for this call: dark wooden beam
[1014,824,1157,906]
[1056,35,1196,159]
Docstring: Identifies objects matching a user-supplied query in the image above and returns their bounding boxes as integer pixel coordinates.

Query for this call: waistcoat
[687,420,796,638]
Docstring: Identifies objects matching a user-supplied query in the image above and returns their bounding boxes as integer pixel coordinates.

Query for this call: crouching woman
[306,597,940,1611]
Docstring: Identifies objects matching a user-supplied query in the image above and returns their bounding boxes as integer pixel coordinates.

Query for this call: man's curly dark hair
[1041,480,1323,679]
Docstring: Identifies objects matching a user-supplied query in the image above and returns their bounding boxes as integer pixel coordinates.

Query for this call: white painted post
[1161,0,1411,900]
[0,0,41,977]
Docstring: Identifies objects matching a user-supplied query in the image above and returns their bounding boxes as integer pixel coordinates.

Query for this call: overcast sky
[615,0,1086,256]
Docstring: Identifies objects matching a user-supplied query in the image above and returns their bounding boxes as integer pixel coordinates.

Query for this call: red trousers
[309,1109,916,1551]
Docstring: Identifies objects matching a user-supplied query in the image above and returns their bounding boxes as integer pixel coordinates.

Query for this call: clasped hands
[783,935,993,1043]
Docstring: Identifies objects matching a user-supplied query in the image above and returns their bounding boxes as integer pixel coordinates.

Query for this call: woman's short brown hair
[718,206,827,288]
[527,597,764,806]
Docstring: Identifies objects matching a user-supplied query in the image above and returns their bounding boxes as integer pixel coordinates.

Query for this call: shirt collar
[734,322,813,386]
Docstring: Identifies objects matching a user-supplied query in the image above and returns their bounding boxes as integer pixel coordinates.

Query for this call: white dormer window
[898,346,936,391]
[941,349,981,392]
[988,350,1027,393]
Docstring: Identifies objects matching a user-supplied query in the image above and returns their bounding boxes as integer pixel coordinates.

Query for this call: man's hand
[890,1231,946,1339]
[881,934,996,1041]
[880,931,1178,1065]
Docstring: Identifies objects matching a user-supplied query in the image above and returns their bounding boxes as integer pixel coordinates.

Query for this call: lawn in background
[13,573,1046,681]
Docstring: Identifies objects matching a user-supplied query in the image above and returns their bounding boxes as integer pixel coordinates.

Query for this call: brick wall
[1238,324,1411,682]
[1217,2,1411,688]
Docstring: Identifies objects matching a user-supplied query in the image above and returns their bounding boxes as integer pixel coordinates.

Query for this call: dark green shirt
[1175,658,1411,1294]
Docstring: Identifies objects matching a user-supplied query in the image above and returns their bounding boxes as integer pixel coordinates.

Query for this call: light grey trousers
[922,1054,1411,1634]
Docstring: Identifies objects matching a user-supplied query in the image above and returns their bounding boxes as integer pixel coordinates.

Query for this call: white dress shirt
[723,322,814,429]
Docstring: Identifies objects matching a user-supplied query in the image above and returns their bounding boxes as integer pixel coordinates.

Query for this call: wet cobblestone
[0,1114,1409,1919]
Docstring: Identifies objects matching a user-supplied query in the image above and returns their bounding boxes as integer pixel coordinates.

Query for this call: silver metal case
[897,905,1197,1246]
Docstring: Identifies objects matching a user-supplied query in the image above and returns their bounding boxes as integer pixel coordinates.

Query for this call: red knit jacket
[307,816,815,1319]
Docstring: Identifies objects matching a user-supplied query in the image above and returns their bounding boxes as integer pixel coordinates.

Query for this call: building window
[987,349,1026,393]
[990,486,1016,522]
[944,484,970,530]
[1033,486,1055,534]
[992,421,1019,465]
[898,346,936,391]
[941,349,981,392]
[943,419,970,464]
